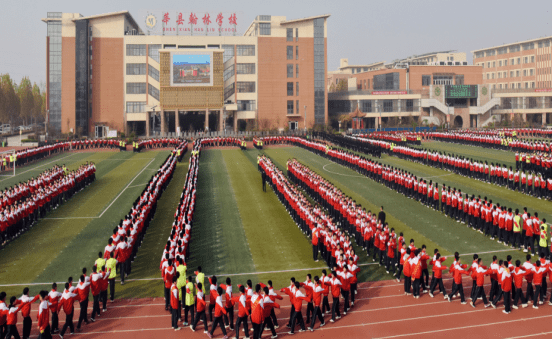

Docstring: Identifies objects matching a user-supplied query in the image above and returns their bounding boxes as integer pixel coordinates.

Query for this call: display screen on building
[170,51,213,86]
[445,85,477,98]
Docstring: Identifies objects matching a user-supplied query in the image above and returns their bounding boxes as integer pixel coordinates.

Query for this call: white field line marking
[378,315,552,339]
[98,158,155,218]
[0,154,76,182]
[423,173,453,179]
[41,158,156,220]
[322,163,365,178]
[507,332,553,339]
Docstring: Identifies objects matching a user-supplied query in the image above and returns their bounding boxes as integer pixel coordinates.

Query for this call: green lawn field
[422,141,517,168]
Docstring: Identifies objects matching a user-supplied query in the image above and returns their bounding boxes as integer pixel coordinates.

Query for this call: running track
[19,275,551,339]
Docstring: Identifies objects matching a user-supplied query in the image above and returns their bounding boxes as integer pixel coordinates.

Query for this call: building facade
[43,11,329,136]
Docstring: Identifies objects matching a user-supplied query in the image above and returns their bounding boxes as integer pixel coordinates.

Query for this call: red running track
[19,276,551,339]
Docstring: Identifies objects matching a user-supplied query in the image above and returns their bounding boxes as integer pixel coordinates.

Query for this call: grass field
[423,141,517,168]
[1,144,549,301]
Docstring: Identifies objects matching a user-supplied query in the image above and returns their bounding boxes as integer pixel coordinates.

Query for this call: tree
[336,79,348,92]
[329,83,336,92]
[0,74,20,125]
[18,77,33,126]
[32,83,44,123]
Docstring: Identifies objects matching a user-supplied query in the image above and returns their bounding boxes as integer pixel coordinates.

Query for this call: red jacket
[163,267,175,289]
[231,294,250,318]
[213,295,227,318]
[512,268,527,289]
[57,290,78,315]
[37,300,51,333]
[250,294,264,324]
[195,290,206,312]
[15,294,39,318]
[76,282,90,303]
[432,260,447,279]
[475,266,491,286]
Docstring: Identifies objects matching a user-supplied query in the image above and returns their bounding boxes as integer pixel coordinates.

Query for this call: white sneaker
[502,310,509,314]
[533,305,538,309]
[512,305,518,309]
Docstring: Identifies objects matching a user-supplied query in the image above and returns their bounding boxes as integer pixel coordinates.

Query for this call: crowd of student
[427,131,551,152]
[347,135,552,199]
[133,138,184,152]
[0,143,69,172]
[199,137,242,148]
[0,162,96,246]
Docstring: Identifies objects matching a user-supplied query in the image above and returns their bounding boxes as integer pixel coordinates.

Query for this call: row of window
[328,99,419,114]
[126,101,145,113]
[482,56,536,68]
[126,83,160,99]
[126,44,255,59]
[485,69,535,79]
[494,82,536,89]
[286,28,299,42]
[287,100,300,114]
[475,40,550,59]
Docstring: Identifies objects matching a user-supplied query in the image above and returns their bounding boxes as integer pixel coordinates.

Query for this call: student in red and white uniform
[428,252,447,298]
[37,290,52,338]
[281,282,309,335]
[207,276,218,323]
[231,285,250,339]
[264,280,282,328]
[190,283,208,333]
[163,259,175,311]
[58,282,78,338]
[261,286,279,339]
[170,276,180,331]
[530,260,550,308]
[5,296,30,339]
[47,283,62,335]
[327,272,342,323]
[511,260,528,309]
[299,274,315,324]
[219,278,234,331]
[15,287,40,339]
[469,258,492,308]
[75,274,90,331]
[308,276,328,331]
[320,270,331,315]
[447,254,470,304]
[250,285,265,338]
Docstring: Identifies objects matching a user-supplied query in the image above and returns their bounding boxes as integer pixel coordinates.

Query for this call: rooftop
[472,36,552,53]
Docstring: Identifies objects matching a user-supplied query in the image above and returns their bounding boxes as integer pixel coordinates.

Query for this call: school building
[328,39,552,129]
[42,11,329,136]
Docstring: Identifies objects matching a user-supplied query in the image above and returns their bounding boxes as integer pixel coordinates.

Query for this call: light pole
[150,105,157,136]
[377,105,382,131]
[445,102,450,130]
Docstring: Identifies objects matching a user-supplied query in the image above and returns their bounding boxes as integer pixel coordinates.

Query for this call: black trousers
[0,324,7,339]
[235,316,249,339]
[208,303,215,322]
[429,277,445,295]
[513,288,527,306]
[91,294,100,319]
[489,280,499,302]
[77,299,89,329]
[471,286,489,305]
[60,312,74,337]
[262,316,276,336]
[322,296,331,314]
[413,278,421,297]
[109,278,115,300]
[341,290,350,312]
[312,245,319,261]
[306,302,314,322]
[210,316,226,336]
[404,276,411,293]
[184,304,194,325]
[533,285,543,305]
[192,310,207,331]
[51,312,59,332]
[37,324,51,339]
[164,287,170,310]
[171,307,179,329]
[449,282,465,302]
[422,269,429,287]
[309,306,324,329]
[270,308,278,327]
[331,297,340,320]
[101,290,107,310]
[6,324,20,339]
[23,316,32,339]
[223,307,234,328]
[289,310,306,332]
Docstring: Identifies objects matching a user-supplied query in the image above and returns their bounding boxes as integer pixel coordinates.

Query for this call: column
[175,110,180,136]
[233,112,238,133]
[205,108,209,131]
[145,112,150,137]
[219,108,224,132]
[160,110,166,136]
[542,113,546,126]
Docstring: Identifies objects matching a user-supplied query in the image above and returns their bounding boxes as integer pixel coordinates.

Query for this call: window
[530,69,534,76]
[287,46,293,60]
[126,83,146,94]
[487,62,490,68]
[382,100,393,112]
[361,100,372,112]
[287,82,294,96]
[486,49,495,56]
[224,83,235,99]
[357,68,361,73]
[224,64,234,81]
[258,15,271,21]
[516,70,520,77]
[222,45,235,62]
[236,45,255,56]
[295,28,299,41]
[259,23,271,35]
[531,56,535,63]
[296,64,299,78]
[499,60,502,67]
[126,44,146,56]
[531,82,535,88]
[510,71,514,78]
[148,64,159,81]
[523,70,527,77]
[236,82,255,93]
[433,75,453,85]
[374,72,400,90]
[296,46,299,60]
[163,44,176,49]
[422,75,431,86]
[406,99,414,112]
[286,28,293,42]
[446,98,468,108]
[522,42,534,50]
[126,63,146,75]
[287,64,293,78]
[296,100,299,114]
[497,47,508,55]
[296,82,299,96]
[352,69,356,74]
[287,100,294,114]
[517,57,520,65]
[492,61,495,67]
[455,75,464,85]
[517,83,521,89]
[237,100,256,111]
[509,45,520,53]
[511,59,514,65]
[525,82,529,89]
[126,102,145,113]
[236,63,255,74]
[148,84,159,100]
[487,74,490,80]
[524,57,528,64]
[364,67,368,72]
[148,44,161,62]
[491,73,494,79]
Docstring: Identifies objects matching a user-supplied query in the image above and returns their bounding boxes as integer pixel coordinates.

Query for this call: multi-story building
[42,11,329,136]
[329,42,551,130]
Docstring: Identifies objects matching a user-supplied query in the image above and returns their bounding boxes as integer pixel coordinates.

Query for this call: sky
[0,0,551,85]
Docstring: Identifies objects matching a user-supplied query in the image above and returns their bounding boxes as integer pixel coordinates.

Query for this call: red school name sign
[147,11,239,35]
[371,91,408,95]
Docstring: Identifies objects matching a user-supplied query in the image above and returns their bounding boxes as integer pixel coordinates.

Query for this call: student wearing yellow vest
[106,251,118,301]
[513,210,522,250]
[538,220,549,258]
[176,257,187,322]
[95,252,106,273]
[183,276,195,326]
[194,266,205,296]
